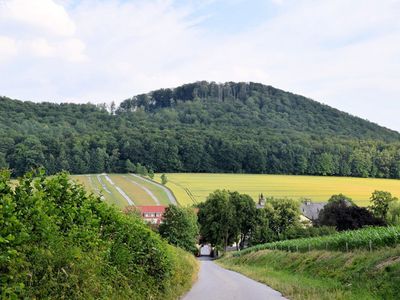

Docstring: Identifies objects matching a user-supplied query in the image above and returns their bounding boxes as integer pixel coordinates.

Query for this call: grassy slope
[157,173,400,206]
[126,174,171,206]
[108,174,155,206]
[165,246,199,299]
[219,247,400,300]
[73,175,129,209]
[72,174,173,208]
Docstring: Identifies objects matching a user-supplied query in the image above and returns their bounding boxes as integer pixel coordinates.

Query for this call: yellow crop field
[155,173,400,206]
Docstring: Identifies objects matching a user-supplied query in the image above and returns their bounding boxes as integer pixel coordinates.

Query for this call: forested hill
[1,81,400,178]
[118,82,400,141]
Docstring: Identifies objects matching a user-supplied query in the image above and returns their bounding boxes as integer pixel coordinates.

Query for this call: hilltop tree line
[1,81,400,178]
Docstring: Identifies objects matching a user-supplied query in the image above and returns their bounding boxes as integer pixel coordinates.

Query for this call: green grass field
[155,173,400,206]
[72,174,172,209]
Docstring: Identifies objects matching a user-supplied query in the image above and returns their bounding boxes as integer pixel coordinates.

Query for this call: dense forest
[1,81,400,178]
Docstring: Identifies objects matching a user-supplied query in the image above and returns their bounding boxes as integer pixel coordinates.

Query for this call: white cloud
[0,0,76,36]
[0,0,85,63]
[0,36,17,62]
[30,38,55,57]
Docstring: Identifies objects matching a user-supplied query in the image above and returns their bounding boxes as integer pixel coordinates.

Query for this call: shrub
[0,169,197,299]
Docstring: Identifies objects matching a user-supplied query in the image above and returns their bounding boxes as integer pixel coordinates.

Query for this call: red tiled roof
[136,206,167,213]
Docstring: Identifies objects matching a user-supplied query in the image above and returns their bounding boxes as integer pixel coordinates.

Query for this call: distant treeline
[1,81,400,178]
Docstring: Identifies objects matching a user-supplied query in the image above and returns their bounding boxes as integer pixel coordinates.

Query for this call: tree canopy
[1,81,400,178]
[159,205,199,254]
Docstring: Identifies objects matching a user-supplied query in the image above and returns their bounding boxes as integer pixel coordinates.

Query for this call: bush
[283,226,337,240]
[0,169,197,299]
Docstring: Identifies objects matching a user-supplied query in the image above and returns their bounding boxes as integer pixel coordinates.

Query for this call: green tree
[0,152,8,169]
[370,190,398,220]
[159,205,199,254]
[197,190,235,251]
[263,198,301,239]
[328,193,355,206]
[318,199,384,230]
[387,200,400,225]
[125,159,136,173]
[161,173,168,185]
[229,191,257,249]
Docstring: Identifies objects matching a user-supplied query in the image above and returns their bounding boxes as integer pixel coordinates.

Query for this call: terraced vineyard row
[235,226,400,256]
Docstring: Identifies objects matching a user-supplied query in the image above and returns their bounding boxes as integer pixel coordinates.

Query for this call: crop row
[235,226,400,256]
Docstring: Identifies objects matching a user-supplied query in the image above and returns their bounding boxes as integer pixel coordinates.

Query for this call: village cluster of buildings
[257,193,327,222]
[133,194,327,226]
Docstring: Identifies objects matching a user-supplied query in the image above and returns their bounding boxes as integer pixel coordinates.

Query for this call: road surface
[183,257,287,300]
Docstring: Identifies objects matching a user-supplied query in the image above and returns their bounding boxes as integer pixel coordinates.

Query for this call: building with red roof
[135,206,167,224]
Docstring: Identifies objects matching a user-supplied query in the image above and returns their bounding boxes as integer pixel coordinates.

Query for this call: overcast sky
[0,0,399,131]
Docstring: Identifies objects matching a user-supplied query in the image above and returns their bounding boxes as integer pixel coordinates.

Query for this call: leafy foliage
[0,169,197,299]
[370,190,398,220]
[1,81,400,178]
[318,198,385,230]
[159,205,199,254]
[197,190,235,249]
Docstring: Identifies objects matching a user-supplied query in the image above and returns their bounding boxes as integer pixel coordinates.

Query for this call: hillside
[1,81,400,178]
[119,82,399,140]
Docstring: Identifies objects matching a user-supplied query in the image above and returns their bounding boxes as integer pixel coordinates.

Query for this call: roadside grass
[156,173,400,206]
[218,246,400,300]
[164,246,199,299]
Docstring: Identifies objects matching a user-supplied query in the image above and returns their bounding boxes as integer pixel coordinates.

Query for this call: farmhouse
[256,195,328,222]
[136,206,166,224]
[300,200,327,221]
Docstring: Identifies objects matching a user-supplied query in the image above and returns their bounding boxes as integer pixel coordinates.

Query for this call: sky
[0,0,399,131]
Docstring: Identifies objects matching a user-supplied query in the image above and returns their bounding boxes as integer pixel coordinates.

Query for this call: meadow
[72,174,173,208]
[155,173,400,206]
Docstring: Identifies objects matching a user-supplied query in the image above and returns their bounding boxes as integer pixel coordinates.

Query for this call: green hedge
[0,170,197,299]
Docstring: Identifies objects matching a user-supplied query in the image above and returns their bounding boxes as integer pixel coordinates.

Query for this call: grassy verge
[218,247,400,299]
[164,246,199,298]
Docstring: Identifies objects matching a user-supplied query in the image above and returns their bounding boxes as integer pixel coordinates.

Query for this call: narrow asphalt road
[183,257,287,300]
